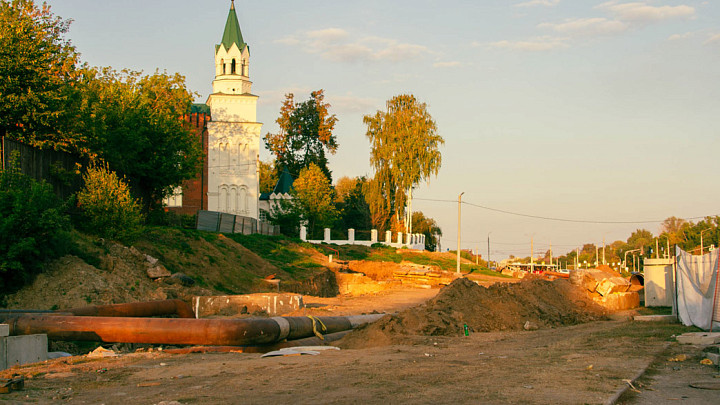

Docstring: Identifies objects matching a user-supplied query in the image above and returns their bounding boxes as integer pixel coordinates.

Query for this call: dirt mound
[338,277,606,349]
[3,242,215,310]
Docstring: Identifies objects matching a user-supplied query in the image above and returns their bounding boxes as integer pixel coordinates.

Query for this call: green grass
[228,233,324,277]
[635,306,673,315]
[591,321,699,342]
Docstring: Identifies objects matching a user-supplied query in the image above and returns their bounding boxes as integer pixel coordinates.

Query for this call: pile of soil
[281,269,339,297]
[3,243,215,310]
[338,277,606,348]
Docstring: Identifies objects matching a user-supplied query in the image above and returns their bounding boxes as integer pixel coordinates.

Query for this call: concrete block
[598,291,640,310]
[704,352,720,365]
[0,324,8,337]
[192,293,304,318]
[596,277,631,296]
[633,315,677,322]
[676,332,720,345]
[583,269,608,293]
[1,334,48,370]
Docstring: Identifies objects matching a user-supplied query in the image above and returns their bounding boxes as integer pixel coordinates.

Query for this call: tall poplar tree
[364,94,443,232]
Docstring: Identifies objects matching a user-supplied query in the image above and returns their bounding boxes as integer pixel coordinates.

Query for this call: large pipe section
[5,314,385,346]
[66,299,195,318]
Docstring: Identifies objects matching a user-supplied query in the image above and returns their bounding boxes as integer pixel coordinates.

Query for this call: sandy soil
[3,279,715,405]
[0,319,694,405]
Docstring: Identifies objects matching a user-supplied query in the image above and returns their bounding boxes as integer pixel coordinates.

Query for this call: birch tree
[364,94,443,232]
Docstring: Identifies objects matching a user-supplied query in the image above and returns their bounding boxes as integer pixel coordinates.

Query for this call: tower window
[231,59,236,74]
[221,59,225,74]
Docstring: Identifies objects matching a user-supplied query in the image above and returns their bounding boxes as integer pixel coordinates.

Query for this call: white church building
[166,1,265,222]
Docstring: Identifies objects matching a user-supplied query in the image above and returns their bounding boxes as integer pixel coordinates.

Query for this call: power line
[414,197,712,225]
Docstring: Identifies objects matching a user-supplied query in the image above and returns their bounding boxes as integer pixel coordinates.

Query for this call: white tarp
[676,247,720,331]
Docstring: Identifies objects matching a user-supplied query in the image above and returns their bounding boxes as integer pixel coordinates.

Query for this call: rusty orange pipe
[66,299,195,318]
[7,315,361,346]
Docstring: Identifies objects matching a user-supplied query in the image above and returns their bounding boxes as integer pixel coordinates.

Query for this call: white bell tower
[206,0,262,219]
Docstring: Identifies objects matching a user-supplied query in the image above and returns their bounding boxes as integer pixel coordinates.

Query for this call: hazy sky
[45,0,719,260]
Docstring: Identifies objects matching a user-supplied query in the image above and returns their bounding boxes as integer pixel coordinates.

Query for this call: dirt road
[2,283,715,404]
[2,319,699,404]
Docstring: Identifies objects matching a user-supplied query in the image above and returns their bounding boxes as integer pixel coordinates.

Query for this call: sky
[44,0,720,261]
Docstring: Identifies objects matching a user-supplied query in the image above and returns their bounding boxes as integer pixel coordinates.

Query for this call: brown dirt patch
[338,277,606,348]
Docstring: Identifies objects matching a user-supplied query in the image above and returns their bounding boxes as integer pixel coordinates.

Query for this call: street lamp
[624,249,640,272]
[456,192,464,274]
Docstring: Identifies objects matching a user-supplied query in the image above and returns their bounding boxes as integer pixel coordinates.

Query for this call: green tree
[76,162,144,241]
[0,0,81,150]
[411,211,442,251]
[336,177,372,232]
[0,159,70,293]
[269,163,338,238]
[77,67,202,212]
[292,163,338,238]
[259,160,278,194]
[263,90,338,182]
[660,216,689,245]
[334,176,356,204]
[364,94,443,232]
[627,229,654,253]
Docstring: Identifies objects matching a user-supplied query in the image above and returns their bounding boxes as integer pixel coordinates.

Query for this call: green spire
[220,1,245,52]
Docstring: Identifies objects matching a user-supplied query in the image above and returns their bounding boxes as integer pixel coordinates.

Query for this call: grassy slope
[68,227,509,297]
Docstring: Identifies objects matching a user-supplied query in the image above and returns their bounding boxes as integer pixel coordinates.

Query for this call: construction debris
[338,278,605,348]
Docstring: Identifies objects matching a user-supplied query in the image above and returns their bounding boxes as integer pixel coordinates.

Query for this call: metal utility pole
[575,247,579,270]
[595,246,599,268]
[487,232,492,269]
[456,192,464,274]
[530,238,534,272]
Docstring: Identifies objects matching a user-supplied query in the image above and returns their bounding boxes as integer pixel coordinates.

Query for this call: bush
[76,162,144,241]
[0,164,71,293]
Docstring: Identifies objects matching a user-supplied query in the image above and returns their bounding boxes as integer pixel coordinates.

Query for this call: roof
[219,1,246,53]
[272,167,294,195]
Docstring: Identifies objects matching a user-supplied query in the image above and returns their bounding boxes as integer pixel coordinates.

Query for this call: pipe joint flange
[271,316,291,340]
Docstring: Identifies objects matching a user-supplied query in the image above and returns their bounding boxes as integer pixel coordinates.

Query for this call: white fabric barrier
[676,247,720,331]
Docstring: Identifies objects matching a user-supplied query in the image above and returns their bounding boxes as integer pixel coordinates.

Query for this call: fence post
[300,225,307,241]
[348,229,355,244]
[386,230,392,244]
[324,228,331,243]
[371,229,378,243]
[397,232,403,244]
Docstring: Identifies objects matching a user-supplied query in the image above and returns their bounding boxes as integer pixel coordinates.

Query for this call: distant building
[166,1,262,218]
[258,167,294,222]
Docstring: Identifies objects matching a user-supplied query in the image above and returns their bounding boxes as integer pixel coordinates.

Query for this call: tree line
[509,216,720,271]
[1,0,199,293]
[259,91,444,251]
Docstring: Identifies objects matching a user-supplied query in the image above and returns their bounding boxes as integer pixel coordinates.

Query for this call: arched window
[231,59,236,74]
[219,186,228,212]
[230,186,238,212]
[239,187,248,213]
[241,59,246,76]
[221,58,225,75]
